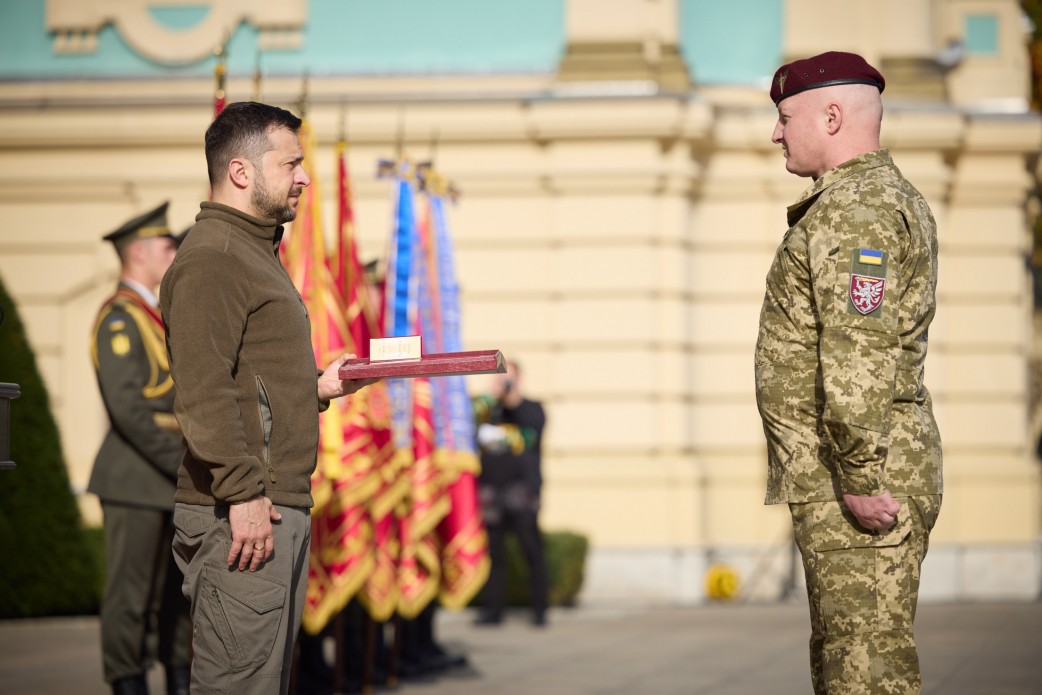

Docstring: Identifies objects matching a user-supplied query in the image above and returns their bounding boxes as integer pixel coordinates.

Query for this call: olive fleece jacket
[160,202,324,508]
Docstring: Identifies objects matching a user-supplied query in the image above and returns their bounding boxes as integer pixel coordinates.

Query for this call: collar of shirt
[121,278,159,308]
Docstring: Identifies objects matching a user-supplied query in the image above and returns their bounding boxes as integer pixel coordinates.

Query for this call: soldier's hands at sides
[228,496,281,571]
[843,491,901,532]
[318,353,381,401]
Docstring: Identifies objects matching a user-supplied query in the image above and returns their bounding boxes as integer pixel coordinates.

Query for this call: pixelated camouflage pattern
[756,150,943,504]
[792,495,941,694]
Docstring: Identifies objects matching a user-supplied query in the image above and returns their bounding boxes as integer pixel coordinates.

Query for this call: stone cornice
[0,77,1036,161]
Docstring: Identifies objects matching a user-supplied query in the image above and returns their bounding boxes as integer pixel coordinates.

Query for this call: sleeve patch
[858,248,884,265]
[848,248,888,317]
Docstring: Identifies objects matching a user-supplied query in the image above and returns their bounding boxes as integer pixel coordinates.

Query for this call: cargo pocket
[199,563,286,673]
[791,499,914,638]
[172,505,217,568]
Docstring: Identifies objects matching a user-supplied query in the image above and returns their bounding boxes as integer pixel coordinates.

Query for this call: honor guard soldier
[89,202,192,695]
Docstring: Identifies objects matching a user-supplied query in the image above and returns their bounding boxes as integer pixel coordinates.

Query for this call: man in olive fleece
[160,102,376,695]
[755,52,943,694]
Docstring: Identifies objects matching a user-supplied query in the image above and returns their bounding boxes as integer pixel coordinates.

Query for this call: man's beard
[251,174,300,224]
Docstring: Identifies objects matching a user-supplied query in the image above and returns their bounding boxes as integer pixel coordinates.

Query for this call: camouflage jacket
[755,149,943,504]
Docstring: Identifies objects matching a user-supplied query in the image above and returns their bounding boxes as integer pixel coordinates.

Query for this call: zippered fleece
[161,202,326,508]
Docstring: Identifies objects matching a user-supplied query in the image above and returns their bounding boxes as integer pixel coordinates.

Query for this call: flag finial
[213,29,230,117]
[252,48,263,102]
[297,70,310,118]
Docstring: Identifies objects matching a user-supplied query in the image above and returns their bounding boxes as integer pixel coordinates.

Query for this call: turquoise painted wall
[0,0,781,86]
[0,0,566,78]
[964,13,1000,56]
[680,0,782,85]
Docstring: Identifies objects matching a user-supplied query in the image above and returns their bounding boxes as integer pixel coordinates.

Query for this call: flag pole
[252,48,263,102]
[395,107,406,163]
[213,30,229,117]
[336,104,355,302]
[297,70,309,118]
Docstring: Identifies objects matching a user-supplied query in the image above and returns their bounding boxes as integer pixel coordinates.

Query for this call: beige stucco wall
[1,0,1039,602]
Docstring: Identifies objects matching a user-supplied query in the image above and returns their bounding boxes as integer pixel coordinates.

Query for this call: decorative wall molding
[46,0,307,64]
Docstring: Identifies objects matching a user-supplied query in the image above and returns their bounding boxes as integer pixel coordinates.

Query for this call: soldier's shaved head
[773,82,884,179]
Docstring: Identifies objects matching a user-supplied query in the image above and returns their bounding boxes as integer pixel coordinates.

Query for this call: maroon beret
[770,51,885,105]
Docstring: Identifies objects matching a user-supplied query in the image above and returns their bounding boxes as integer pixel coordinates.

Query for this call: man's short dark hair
[204,101,303,187]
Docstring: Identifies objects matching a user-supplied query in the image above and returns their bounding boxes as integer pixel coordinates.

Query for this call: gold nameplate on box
[370,336,422,362]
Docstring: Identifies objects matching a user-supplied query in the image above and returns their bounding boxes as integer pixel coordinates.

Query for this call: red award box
[338,349,506,380]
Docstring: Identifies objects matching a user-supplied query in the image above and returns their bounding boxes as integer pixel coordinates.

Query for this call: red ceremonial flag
[413,180,489,609]
[395,374,451,618]
[328,137,402,622]
[282,120,384,635]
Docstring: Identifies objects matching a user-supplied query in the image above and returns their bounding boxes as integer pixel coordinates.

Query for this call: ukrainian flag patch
[858,248,883,265]
[849,248,888,317]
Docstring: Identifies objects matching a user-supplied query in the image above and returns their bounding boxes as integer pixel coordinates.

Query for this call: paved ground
[1,600,1040,694]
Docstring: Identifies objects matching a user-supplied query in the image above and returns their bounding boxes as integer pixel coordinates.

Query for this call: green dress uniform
[88,204,191,693]
[755,150,943,694]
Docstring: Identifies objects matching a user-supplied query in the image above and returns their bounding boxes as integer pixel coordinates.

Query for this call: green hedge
[84,525,107,606]
[0,274,102,618]
[84,527,587,616]
[501,530,589,607]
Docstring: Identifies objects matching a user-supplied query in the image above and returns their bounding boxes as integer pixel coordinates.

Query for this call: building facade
[1,0,1039,602]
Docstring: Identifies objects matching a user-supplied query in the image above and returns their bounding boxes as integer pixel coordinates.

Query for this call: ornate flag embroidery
[850,274,885,315]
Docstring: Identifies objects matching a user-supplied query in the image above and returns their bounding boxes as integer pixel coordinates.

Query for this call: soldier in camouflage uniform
[755,52,943,694]
[89,202,191,695]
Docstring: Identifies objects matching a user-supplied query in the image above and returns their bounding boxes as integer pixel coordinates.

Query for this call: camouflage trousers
[790,495,941,695]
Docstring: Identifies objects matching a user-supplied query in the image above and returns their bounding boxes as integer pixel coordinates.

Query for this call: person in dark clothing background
[473,360,549,626]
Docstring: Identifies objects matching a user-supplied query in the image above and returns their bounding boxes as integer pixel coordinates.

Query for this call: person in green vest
[89,202,191,695]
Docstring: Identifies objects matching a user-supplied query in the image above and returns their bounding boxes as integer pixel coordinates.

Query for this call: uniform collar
[119,278,158,308]
[786,149,894,227]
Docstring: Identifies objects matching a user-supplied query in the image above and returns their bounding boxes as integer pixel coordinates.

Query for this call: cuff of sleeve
[222,487,266,504]
[316,370,331,412]
[212,463,266,503]
[839,468,885,496]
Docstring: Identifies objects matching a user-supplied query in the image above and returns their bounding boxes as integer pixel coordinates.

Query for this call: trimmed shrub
[503,530,589,607]
[0,274,102,617]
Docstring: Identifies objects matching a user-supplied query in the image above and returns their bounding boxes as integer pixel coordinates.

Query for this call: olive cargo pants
[172,503,310,695]
[101,503,192,683]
